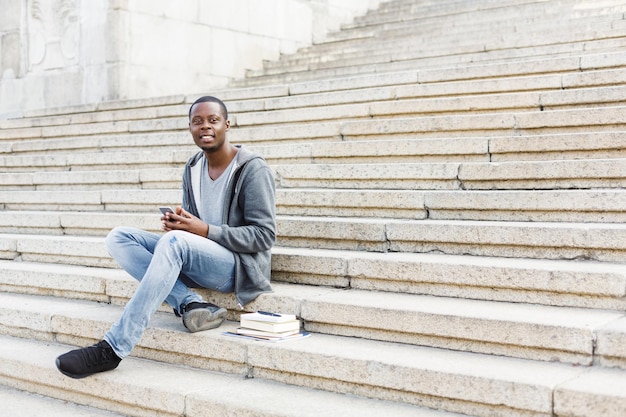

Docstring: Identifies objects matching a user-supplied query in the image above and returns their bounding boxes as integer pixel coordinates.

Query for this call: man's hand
[161,206,209,237]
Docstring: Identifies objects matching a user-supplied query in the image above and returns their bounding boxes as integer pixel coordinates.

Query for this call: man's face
[189,101,230,153]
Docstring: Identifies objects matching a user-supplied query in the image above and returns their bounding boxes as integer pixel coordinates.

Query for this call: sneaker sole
[183,307,227,332]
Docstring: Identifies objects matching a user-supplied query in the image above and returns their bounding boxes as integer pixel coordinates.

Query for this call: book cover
[240,311,297,323]
[240,317,301,333]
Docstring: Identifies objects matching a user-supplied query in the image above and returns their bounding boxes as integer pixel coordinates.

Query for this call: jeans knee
[105,226,125,250]
[159,230,187,250]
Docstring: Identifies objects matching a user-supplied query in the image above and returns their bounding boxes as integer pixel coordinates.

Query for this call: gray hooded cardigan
[181,145,276,307]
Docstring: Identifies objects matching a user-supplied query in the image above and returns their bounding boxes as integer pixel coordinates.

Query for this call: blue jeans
[103,226,235,358]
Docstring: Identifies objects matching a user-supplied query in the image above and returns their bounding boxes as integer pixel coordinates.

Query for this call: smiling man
[55,96,276,379]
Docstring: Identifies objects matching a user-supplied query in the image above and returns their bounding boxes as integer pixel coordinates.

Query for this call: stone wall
[0,0,381,117]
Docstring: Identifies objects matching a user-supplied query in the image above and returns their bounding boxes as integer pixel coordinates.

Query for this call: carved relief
[28,0,79,70]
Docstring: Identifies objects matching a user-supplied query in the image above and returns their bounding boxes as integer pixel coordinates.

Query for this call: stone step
[232,86,626,129]
[236,42,626,87]
[1,156,623,190]
[277,13,625,67]
[332,3,624,44]
[353,0,626,28]
[4,283,625,366]
[1,188,623,223]
[277,189,626,223]
[3,132,193,156]
[236,48,623,93]
[1,212,625,263]
[0,384,130,417]
[4,81,626,145]
[3,55,626,149]
[1,300,626,416]
[4,125,626,167]
[276,217,626,262]
[2,237,624,314]
[0,85,289,129]
[244,30,626,82]
[269,133,626,164]
[4,54,625,144]
[274,159,626,190]
[338,106,626,139]
[0,168,183,190]
[2,235,626,311]
[255,132,626,164]
[0,335,436,417]
[262,66,626,111]
[270,247,626,311]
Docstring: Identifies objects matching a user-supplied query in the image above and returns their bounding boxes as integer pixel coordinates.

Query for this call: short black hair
[188,96,228,120]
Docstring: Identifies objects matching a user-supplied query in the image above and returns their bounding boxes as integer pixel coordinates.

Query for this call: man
[56,96,276,378]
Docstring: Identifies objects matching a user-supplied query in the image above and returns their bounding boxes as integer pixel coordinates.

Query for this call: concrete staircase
[1,0,626,415]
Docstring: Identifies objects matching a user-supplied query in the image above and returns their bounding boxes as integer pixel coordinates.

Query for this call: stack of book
[231,311,309,342]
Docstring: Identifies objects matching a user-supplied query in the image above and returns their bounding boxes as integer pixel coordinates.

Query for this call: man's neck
[205,144,238,180]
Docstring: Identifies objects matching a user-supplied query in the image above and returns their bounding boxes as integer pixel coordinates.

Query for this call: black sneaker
[182,302,227,332]
[55,340,122,379]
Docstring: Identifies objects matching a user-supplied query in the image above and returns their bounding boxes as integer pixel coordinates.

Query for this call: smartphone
[159,207,175,216]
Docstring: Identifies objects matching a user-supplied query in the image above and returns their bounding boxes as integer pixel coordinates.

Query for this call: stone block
[417,56,580,84]
[289,70,417,95]
[341,113,516,138]
[372,92,540,117]
[311,137,489,163]
[596,317,626,370]
[489,131,626,161]
[385,220,626,262]
[101,189,181,211]
[59,212,161,236]
[276,216,388,251]
[554,368,626,417]
[0,261,110,299]
[346,251,626,299]
[541,85,626,109]
[516,106,625,131]
[230,121,341,142]
[32,170,141,190]
[266,85,395,111]
[14,235,113,268]
[459,159,626,190]
[424,190,626,222]
[237,102,370,126]
[0,172,34,189]
[397,74,562,99]
[276,189,426,219]
[562,67,626,89]
[274,163,461,189]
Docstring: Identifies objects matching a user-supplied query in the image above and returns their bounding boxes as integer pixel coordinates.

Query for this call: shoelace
[81,341,116,367]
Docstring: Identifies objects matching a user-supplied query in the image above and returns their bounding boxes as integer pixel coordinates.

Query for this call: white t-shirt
[198,155,237,225]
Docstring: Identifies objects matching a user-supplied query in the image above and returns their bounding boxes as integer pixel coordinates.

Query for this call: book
[223,331,310,343]
[240,316,301,333]
[236,327,301,339]
[240,311,297,323]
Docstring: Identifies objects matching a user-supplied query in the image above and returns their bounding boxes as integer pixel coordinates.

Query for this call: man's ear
[225,120,230,131]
